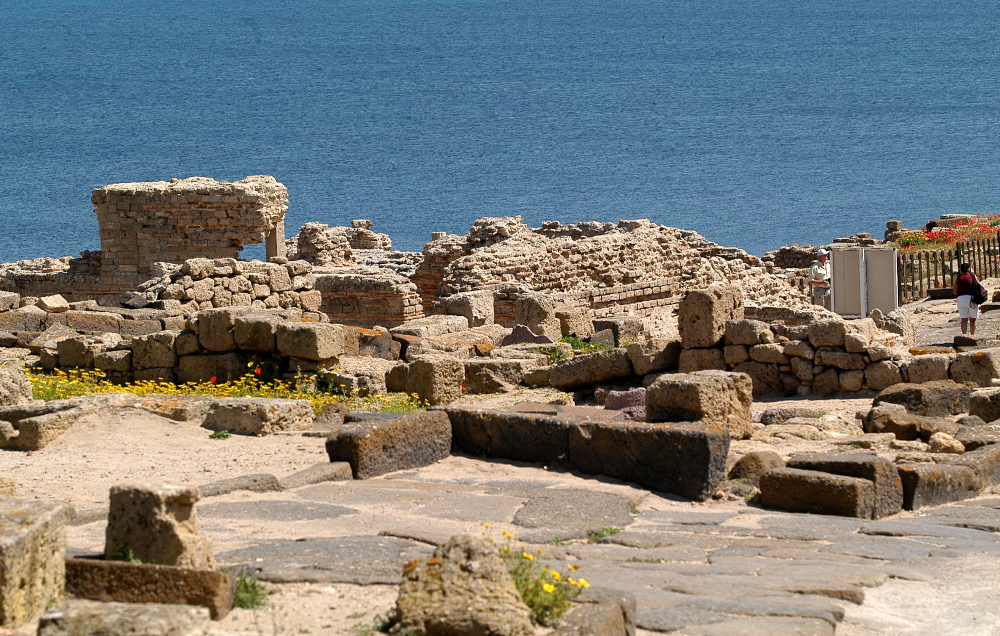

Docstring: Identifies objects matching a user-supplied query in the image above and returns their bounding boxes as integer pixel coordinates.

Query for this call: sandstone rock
[873,381,970,416]
[463,358,537,394]
[0,499,67,628]
[760,467,876,518]
[408,355,465,405]
[677,348,726,373]
[326,411,452,479]
[556,306,594,339]
[815,350,865,370]
[626,338,681,375]
[759,407,825,425]
[786,453,903,519]
[646,370,753,439]
[604,387,645,421]
[174,332,201,356]
[588,329,616,348]
[928,432,965,454]
[811,368,840,394]
[182,258,215,280]
[0,292,19,313]
[500,324,554,346]
[864,409,960,442]
[678,286,743,349]
[195,307,250,352]
[748,343,787,364]
[783,340,815,360]
[875,308,916,347]
[865,360,902,391]
[202,398,313,436]
[724,344,749,365]
[277,322,346,361]
[0,366,32,407]
[955,420,1000,451]
[896,464,980,511]
[37,600,211,636]
[36,295,69,313]
[807,320,847,348]
[0,306,45,333]
[549,349,634,391]
[839,370,865,392]
[790,357,814,382]
[105,484,215,570]
[592,317,644,346]
[393,535,534,636]
[392,315,470,339]
[904,354,952,384]
[446,408,576,464]
[515,294,561,342]
[132,331,179,370]
[233,311,283,352]
[442,290,494,327]
[728,450,784,486]
[951,348,1000,387]
[724,320,773,346]
[176,353,248,384]
[730,361,783,397]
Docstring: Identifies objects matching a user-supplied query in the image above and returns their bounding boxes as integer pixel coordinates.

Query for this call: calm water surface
[2,0,999,262]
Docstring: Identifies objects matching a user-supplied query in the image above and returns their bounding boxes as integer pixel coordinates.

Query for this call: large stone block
[37,600,211,636]
[724,319,773,346]
[93,350,133,373]
[0,366,31,407]
[730,361,783,397]
[202,398,313,436]
[0,292,19,313]
[61,310,123,334]
[464,358,537,394]
[407,355,465,405]
[897,464,980,511]
[442,290,494,327]
[807,320,847,348]
[627,338,681,376]
[394,535,534,636]
[195,307,250,352]
[5,405,95,451]
[953,444,1000,487]
[955,420,1000,451]
[872,381,970,417]
[276,322,346,361]
[760,467,876,518]
[0,306,45,333]
[391,315,469,339]
[56,336,97,368]
[728,450,784,487]
[969,388,1000,424]
[132,331,179,370]
[950,348,1000,387]
[645,371,753,439]
[233,311,283,352]
[0,499,67,628]
[65,558,235,620]
[786,453,903,519]
[326,411,452,479]
[176,353,248,384]
[865,360,902,391]
[549,349,634,391]
[568,420,729,501]
[749,343,788,364]
[592,317,644,347]
[815,350,865,370]
[678,286,743,349]
[555,306,594,339]
[904,353,952,384]
[446,408,574,464]
[677,348,726,373]
[105,484,215,570]
[515,294,562,342]
[862,408,960,441]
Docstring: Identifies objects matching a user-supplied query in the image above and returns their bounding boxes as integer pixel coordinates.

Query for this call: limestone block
[555,306,594,339]
[56,337,97,368]
[749,343,787,364]
[627,338,681,376]
[181,258,215,280]
[592,317,644,346]
[394,535,534,636]
[191,278,215,303]
[499,325,553,346]
[787,453,903,519]
[728,450,784,486]
[646,370,753,439]
[407,355,465,405]
[677,348,726,373]
[174,332,201,356]
[442,290,494,327]
[104,484,215,570]
[874,308,916,347]
[731,361,783,397]
[811,368,840,394]
[864,410,960,441]
[865,360,902,391]
[202,398,313,436]
[37,600,211,636]
[515,294,561,342]
[897,464,980,511]
[815,350,865,370]
[873,380,970,416]
[0,292,19,313]
[723,344,749,365]
[807,320,847,348]
[36,295,69,313]
[844,333,869,354]
[951,348,1000,387]
[970,388,1000,424]
[132,332,179,370]
[955,419,1000,451]
[724,319,773,346]
[326,411,452,479]
[549,349,634,391]
[928,432,964,454]
[233,311,282,352]
[0,306,46,333]
[391,315,469,339]
[277,322,345,361]
[0,499,67,628]
[176,353,248,384]
[839,370,864,392]
[64,558,235,621]
[760,467,876,518]
[299,289,323,312]
[463,358,537,394]
[0,367,32,407]
[604,387,645,421]
[196,308,251,352]
[783,340,815,360]
[904,353,952,384]
[678,286,743,349]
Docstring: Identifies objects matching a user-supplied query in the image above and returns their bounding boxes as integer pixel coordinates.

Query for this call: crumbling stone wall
[92,176,288,284]
[288,220,392,267]
[314,268,424,327]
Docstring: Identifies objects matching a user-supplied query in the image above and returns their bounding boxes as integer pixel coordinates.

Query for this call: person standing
[953,262,978,335]
[809,248,832,309]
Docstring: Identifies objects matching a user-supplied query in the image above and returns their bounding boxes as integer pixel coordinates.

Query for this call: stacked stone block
[314,268,424,328]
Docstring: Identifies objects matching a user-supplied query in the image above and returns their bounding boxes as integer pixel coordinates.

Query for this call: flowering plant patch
[894,214,1000,252]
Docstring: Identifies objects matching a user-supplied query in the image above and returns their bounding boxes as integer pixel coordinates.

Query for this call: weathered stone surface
[278,462,353,490]
[678,348,727,373]
[232,311,283,352]
[748,343,787,365]
[927,432,965,454]
[783,340,815,360]
[442,290,494,327]
[873,381,970,417]
[326,411,452,479]
[865,360,902,391]
[56,336,96,368]
[0,478,15,498]
[955,421,1000,451]
[132,331,178,370]
[0,292,19,313]
[589,329,616,348]
[725,320,773,346]
[604,387,645,421]
[464,358,537,394]
[904,354,952,384]
[839,370,864,392]
[786,454,903,519]
[515,294,562,342]
[950,348,1000,387]
[202,398,313,436]
[550,349,634,391]
[552,598,632,636]
[730,361,783,397]
[815,350,865,370]
[406,355,465,405]
[627,338,681,376]
[195,307,250,352]
[197,474,281,498]
[35,295,69,313]
[276,322,346,361]
[678,286,744,349]
[0,499,67,628]
[593,317,644,347]
[392,315,470,339]
[446,409,574,464]
[807,320,847,348]
[864,409,960,442]
[568,420,730,501]
[65,558,235,620]
[36,600,211,636]
[0,366,31,407]
[105,484,215,570]
[556,306,594,339]
[724,345,749,365]
[176,352,248,384]
[3,404,95,451]
[394,535,534,636]
[93,349,132,373]
[968,388,1000,424]
[897,464,980,511]
[952,444,1000,487]
[760,467,876,518]
[646,371,753,440]
[728,451,784,486]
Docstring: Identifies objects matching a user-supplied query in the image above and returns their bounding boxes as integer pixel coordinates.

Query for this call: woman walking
[953,262,978,335]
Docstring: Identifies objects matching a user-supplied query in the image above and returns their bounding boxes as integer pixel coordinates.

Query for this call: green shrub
[232,571,267,609]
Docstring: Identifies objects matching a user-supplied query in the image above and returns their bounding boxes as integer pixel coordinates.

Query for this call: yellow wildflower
[542,583,555,593]
[550,570,561,582]
[522,553,534,561]
[501,530,513,539]
[567,564,579,571]
[578,578,590,588]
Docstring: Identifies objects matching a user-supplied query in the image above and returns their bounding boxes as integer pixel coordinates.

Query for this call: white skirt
[957,295,979,319]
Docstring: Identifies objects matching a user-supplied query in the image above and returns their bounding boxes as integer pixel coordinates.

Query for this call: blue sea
[2,0,1000,263]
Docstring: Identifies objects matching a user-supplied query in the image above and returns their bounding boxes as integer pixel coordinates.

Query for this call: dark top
[956,272,976,296]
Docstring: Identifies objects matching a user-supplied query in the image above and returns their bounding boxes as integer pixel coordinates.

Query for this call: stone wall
[288,221,393,267]
[314,267,424,327]
[92,176,288,286]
